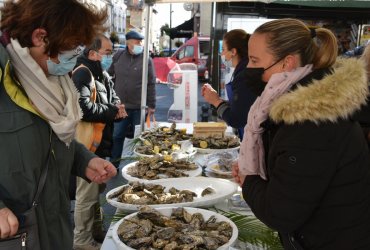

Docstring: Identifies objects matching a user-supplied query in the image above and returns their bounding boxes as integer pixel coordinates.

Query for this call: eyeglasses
[60,45,85,61]
[95,50,113,57]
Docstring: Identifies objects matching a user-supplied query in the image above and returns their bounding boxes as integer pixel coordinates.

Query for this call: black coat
[0,42,96,250]
[351,85,370,147]
[72,55,120,157]
[242,58,370,249]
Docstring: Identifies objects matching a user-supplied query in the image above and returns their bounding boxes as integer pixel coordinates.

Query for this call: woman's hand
[85,157,117,184]
[0,207,18,239]
[232,161,246,187]
[201,83,223,107]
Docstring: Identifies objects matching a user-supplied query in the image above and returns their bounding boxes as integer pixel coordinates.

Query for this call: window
[184,46,194,58]
[177,48,185,59]
[199,41,210,57]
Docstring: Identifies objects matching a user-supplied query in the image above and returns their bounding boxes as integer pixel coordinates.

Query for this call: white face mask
[221,54,233,68]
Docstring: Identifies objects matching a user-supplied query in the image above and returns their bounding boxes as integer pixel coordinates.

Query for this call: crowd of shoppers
[1,0,370,249]
[0,0,116,249]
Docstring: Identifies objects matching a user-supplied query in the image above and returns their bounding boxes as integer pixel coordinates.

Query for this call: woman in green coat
[0,0,117,249]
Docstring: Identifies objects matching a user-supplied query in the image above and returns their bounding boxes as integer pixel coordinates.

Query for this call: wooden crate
[193,122,227,138]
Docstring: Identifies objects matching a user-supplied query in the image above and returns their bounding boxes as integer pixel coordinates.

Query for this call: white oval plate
[106,177,238,212]
[133,147,197,159]
[194,146,240,154]
[112,207,238,250]
[122,161,202,182]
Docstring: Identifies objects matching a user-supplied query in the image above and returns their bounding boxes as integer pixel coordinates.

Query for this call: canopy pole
[140,3,152,133]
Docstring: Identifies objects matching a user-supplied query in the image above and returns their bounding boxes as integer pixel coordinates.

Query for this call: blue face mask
[47,46,84,76]
[132,45,143,55]
[101,55,113,71]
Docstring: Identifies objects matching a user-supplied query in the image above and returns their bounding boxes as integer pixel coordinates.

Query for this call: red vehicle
[170,36,210,80]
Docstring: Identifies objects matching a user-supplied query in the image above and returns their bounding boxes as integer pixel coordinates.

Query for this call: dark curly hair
[0,0,108,57]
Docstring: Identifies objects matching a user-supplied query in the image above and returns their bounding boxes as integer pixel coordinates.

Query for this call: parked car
[170,36,210,81]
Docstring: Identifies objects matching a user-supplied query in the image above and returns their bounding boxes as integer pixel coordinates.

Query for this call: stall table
[101,122,257,250]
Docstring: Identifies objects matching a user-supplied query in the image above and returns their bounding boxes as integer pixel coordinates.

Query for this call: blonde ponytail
[254,18,337,69]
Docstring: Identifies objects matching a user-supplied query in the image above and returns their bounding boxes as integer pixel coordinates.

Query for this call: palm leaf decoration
[108,211,129,223]
[129,137,143,150]
[212,207,283,249]
[110,156,142,164]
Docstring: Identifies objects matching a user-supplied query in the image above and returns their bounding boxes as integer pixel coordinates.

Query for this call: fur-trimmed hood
[270,58,368,124]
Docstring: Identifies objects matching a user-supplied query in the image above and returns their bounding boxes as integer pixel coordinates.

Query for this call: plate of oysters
[106,177,238,212]
[205,150,239,176]
[139,122,192,144]
[191,135,240,154]
[121,155,202,182]
[112,206,238,250]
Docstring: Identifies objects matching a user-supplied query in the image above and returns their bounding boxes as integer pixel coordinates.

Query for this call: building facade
[78,0,127,43]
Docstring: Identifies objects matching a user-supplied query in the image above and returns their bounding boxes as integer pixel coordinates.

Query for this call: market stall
[100,122,282,250]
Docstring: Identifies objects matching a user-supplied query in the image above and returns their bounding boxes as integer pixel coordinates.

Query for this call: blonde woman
[233,19,370,249]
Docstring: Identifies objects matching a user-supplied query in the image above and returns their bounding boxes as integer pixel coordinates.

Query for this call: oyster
[126,156,198,180]
[117,217,141,241]
[127,236,152,248]
[110,182,206,206]
[153,238,169,248]
[204,237,220,250]
[191,135,240,149]
[178,234,205,245]
[163,241,178,250]
[201,187,215,197]
[156,227,176,240]
[135,219,153,238]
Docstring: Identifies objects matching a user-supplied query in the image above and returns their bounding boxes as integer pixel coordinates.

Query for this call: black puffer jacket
[72,55,120,157]
[242,58,370,250]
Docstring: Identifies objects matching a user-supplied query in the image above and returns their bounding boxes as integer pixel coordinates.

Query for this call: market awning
[169,17,194,39]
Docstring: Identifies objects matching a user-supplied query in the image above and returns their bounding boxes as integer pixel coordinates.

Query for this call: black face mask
[244,59,283,96]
